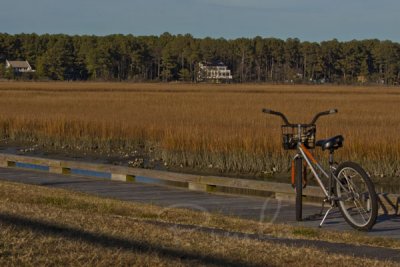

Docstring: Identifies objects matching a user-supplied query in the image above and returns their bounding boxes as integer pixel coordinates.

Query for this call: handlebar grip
[262,108,281,115]
[262,108,274,114]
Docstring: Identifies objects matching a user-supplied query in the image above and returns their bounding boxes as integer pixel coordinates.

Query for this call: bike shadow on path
[371,214,400,233]
[299,209,400,235]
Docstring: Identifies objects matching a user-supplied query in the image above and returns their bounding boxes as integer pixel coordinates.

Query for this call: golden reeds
[0,82,399,182]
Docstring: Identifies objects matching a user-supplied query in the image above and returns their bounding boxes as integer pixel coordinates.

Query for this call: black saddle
[316,135,344,151]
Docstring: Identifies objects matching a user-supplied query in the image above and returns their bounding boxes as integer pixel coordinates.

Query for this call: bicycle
[262,108,378,231]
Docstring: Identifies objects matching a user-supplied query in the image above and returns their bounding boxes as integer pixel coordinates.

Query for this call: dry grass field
[0,180,399,266]
[0,82,399,186]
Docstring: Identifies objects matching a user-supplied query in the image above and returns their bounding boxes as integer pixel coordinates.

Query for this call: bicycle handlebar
[262,108,338,125]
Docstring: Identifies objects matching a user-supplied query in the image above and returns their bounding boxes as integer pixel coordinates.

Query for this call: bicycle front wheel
[334,162,378,231]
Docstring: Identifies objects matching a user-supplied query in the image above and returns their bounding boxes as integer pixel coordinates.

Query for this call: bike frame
[296,142,349,200]
[295,138,356,226]
[298,144,330,197]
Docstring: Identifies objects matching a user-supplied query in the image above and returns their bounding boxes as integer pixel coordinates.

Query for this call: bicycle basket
[281,124,316,150]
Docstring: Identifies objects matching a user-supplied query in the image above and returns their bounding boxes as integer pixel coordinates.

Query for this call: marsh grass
[0,82,399,183]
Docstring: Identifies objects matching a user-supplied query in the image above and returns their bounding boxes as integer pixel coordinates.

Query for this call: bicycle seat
[316,135,344,151]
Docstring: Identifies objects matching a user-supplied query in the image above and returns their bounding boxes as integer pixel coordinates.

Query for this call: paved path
[0,167,398,239]
[1,167,400,262]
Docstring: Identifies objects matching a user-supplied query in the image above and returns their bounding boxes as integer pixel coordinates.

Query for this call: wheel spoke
[352,199,369,223]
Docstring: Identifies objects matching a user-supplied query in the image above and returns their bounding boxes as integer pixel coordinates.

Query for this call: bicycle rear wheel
[295,157,303,221]
[334,162,378,231]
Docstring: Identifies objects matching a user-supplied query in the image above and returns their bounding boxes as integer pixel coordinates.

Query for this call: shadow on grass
[2,212,400,264]
[0,212,251,267]
[39,180,97,186]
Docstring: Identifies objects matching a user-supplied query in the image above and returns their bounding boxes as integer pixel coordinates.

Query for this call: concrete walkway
[1,167,400,262]
[0,167,398,239]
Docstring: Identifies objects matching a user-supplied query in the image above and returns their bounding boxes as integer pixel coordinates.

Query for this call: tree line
[0,32,399,84]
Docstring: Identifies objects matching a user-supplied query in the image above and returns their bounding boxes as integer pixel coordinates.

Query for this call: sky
[1,0,399,42]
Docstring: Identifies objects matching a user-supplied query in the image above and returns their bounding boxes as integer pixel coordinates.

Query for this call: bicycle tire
[295,157,303,221]
[334,161,378,231]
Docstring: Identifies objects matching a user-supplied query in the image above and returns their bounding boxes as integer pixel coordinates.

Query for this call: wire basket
[281,124,316,150]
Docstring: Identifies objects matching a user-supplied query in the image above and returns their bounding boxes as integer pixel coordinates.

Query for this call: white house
[5,60,35,73]
[197,61,232,83]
